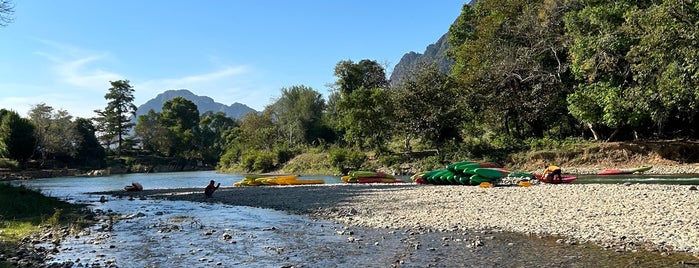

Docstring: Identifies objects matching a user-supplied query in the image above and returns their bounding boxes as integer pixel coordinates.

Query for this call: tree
[270,85,326,147]
[333,59,389,95]
[74,118,105,167]
[94,80,137,156]
[393,63,461,153]
[0,110,36,168]
[564,0,643,141]
[28,103,79,164]
[160,97,200,158]
[338,87,393,152]
[0,0,13,27]
[448,0,575,138]
[198,111,238,165]
[626,0,699,137]
[135,109,171,155]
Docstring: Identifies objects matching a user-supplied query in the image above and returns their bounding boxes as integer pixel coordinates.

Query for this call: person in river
[542,165,562,183]
[204,180,221,197]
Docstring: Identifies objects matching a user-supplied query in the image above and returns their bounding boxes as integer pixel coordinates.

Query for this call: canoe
[124,182,143,191]
[355,177,405,183]
[234,175,324,186]
[473,167,511,179]
[469,174,493,185]
[349,171,392,178]
[598,166,653,175]
[534,174,577,184]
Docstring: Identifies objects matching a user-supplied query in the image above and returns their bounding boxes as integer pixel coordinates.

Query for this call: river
[10,171,699,267]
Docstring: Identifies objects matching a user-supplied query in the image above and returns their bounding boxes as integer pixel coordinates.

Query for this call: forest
[2,0,699,174]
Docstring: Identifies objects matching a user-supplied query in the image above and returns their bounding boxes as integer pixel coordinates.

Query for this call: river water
[10,171,699,267]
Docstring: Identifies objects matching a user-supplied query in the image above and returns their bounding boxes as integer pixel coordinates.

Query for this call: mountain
[135,89,257,120]
[390,33,454,87]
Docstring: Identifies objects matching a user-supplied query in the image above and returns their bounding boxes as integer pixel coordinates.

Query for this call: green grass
[0,183,93,265]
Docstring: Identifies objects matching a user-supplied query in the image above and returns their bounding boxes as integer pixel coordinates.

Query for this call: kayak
[355,177,405,183]
[234,175,324,186]
[534,174,577,184]
[473,167,511,179]
[124,182,143,191]
[598,166,653,175]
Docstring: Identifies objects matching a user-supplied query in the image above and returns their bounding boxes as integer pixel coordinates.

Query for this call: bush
[253,152,275,172]
[329,147,366,174]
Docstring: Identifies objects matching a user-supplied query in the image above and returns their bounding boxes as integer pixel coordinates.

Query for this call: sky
[1,1,465,118]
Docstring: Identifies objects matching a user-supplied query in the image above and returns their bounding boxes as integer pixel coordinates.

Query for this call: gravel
[115,182,699,255]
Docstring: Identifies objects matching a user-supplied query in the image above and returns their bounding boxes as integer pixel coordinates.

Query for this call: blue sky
[1,1,465,118]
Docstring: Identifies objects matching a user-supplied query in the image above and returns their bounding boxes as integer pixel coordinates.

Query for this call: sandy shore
[109,182,699,257]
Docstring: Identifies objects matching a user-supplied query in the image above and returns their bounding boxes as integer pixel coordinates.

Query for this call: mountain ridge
[135,89,257,120]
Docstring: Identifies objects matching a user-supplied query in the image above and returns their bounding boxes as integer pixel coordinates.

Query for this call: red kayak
[598,166,652,175]
[356,177,405,183]
[534,174,577,184]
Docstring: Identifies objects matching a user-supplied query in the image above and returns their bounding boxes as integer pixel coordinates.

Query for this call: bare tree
[0,0,14,27]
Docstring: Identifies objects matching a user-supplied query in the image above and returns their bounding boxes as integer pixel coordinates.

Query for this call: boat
[342,170,404,183]
[598,166,653,175]
[234,175,324,186]
[473,167,511,179]
[534,174,577,184]
[124,182,143,191]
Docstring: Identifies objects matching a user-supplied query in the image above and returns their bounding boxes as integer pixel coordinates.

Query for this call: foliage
[392,63,462,152]
[94,80,137,155]
[328,147,366,174]
[28,104,83,165]
[269,85,327,147]
[0,110,36,167]
[74,118,105,167]
[333,59,389,95]
[0,0,13,27]
[337,87,393,152]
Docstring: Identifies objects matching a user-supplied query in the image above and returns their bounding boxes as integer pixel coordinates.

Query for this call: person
[543,165,562,183]
[204,180,221,197]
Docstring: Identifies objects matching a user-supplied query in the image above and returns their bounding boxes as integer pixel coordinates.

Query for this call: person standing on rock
[205,180,221,197]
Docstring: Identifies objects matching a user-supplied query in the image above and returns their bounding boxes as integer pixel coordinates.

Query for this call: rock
[99,196,107,203]
[689,186,697,191]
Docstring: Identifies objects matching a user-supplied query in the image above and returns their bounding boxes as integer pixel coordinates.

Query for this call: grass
[0,183,94,265]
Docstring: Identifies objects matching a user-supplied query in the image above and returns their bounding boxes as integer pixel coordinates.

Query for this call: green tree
[334,59,389,95]
[135,109,171,155]
[564,1,643,141]
[0,110,36,168]
[393,63,461,153]
[448,0,574,138]
[160,97,200,158]
[270,85,326,147]
[28,103,79,164]
[626,0,699,137]
[338,87,393,152]
[199,111,238,165]
[74,118,105,167]
[94,80,137,155]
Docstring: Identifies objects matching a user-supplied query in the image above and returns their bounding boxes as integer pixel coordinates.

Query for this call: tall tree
[393,63,461,153]
[0,110,36,168]
[270,85,326,146]
[94,80,137,156]
[74,118,105,167]
[334,59,389,95]
[626,0,699,137]
[338,87,393,152]
[198,111,238,165]
[448,0,574,138]
[160,97,200,158]
[135,109,171,155]
[564,0,643,141]
[28,104,79,164]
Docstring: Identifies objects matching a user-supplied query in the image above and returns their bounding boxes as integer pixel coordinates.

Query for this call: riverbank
[107,183,699,262]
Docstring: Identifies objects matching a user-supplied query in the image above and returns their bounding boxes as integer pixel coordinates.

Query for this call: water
[10,171,699,267]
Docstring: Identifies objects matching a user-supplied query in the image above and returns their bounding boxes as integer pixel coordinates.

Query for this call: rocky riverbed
[105,182,699,266]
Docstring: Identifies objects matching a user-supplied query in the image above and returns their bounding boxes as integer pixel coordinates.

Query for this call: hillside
[135,89,257,120]
[390,33,453,86]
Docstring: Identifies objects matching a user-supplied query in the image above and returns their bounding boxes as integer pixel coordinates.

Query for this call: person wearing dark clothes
[205,180,221,197]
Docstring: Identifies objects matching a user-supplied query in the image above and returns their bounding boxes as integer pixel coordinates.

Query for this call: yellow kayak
[234,175,324,186]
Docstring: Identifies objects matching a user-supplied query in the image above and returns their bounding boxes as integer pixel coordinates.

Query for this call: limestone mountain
[389,33,453,86]
[135,89,257,120]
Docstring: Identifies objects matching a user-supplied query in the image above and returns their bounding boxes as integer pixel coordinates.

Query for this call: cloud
[34,40,123,90]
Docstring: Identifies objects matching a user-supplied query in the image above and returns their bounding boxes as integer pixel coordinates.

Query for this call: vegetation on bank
[3,1,699,176]
[0,184,94,266]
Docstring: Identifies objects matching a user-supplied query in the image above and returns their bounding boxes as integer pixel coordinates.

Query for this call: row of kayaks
[341,171,405,183]
[412,160,576,186]
[234,175,324,186]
